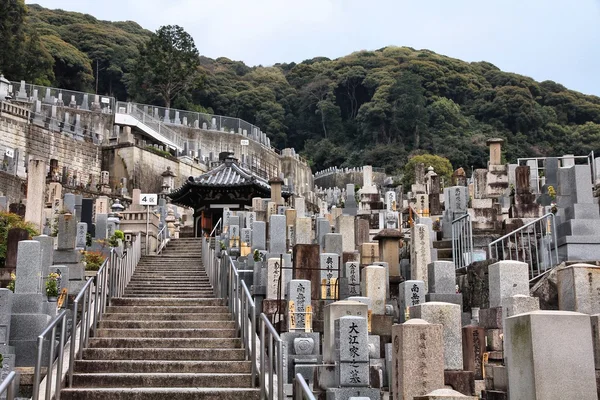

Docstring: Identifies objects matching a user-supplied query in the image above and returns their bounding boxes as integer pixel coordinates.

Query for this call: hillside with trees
[2,2,600,174]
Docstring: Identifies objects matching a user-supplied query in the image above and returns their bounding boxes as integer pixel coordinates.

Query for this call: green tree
[0,0,27,78]
[127,25,200,108]
[402,154,453,188]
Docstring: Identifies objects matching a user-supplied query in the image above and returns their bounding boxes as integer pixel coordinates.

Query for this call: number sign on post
[140,194,158,206]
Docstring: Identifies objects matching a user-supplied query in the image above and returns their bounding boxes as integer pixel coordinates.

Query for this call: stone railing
[0,101,30,120]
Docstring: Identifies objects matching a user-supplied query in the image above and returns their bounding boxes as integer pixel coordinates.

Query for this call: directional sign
[5,148,14,158]
[139,193,158,206]
[241,139,249,146]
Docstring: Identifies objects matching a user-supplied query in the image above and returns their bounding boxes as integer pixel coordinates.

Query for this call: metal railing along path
[203,229,285,400]
[488,213,559,281]
[0,372,18,400]
[156,225,169,254]
[32,233,142,400]
[452,213,474,269]
[294,373,316,400]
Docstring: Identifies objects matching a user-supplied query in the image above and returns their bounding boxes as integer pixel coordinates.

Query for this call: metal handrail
[488,213,559,281]
[156,225,169,254]
[452,213,474,269]
[260,313,284,400]
[210,218,223,238]
[0,371,18,399]
[202,236,285,399]
[294,373,316,400]
[32,233,142,400]
[33,310,68,400]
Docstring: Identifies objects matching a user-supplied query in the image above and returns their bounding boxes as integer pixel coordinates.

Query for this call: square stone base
[325,387,381,400]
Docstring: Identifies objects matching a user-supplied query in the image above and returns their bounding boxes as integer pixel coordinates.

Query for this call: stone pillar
[392,319,444,400]
[486,138,504,166]
[361,266,386,315]
[24,159,46,232]
[374,229,403,277]
[505,311,597,399]
[411,224,431,292]
[269,177,284,205]
[323,300,368,363]
[410,302,463,370]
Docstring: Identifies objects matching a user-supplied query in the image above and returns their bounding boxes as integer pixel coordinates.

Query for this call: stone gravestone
[295,217,312,245]
[462,325,485,380]
[488,261,529,308]
[269,215,287,254]
[266,258,283,300]
[33,235,54,279]
[361,265,387,315]
[57,214,77,250]
[95,214,108,240]
[505,311,597,400]
[320,253,339,300]
[75,222,87,249]
[24,159,46,232]
[392,319,444,400]
[288,280,311,331]
[10,241,51,366]
[398,280,425,323]
[4,228,29,271]
[81,199,94,235]
[323,300,368,364]
[293,244,321,301]
[410,302,463,370]
[335,316,369,387]
[411,224,431,292]
[557,264,600,315]
[251,221,266,251]
[63,193,76,215]
[343,262,361,298]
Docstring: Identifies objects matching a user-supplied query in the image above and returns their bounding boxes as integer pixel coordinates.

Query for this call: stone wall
[0,112,102,183]
[102,144,208,194]
[314,169,387,190]
[0,171,25,204]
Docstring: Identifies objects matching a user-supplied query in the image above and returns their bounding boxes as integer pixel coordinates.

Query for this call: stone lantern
[373,228,404,278]
[161,167,176,194]
[108,199,124,229]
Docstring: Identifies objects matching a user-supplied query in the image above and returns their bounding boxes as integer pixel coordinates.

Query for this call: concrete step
[71,373,253,388]
[82,348,245,361]
[94,328,237,338]
[102,313,232,321]
[97,320,235,330]
[61,387,260,400]
[124,285,213,290]
[74,359,251,373]
[109,298,225,307]
[123,291,214,298]
[105,305,229,314]
[87,337,241,349]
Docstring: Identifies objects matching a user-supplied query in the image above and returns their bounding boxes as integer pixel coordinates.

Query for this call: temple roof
[168,156,289,209]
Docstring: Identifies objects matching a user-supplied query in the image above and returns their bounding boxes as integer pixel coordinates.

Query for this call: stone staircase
[61,237,260,400]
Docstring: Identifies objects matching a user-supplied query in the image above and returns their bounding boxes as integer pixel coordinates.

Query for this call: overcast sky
[27,0,600,96]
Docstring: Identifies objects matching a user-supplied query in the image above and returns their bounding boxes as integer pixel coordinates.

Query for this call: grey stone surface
[339,362,369,387]
[241,228,251,246]
[361,266,387,315]
[324,233,343,257]
[425,293,463,307]
[251,221,266,251]
[245,212,256,230]
[269,215,287,254]
[324,301,369,363]
[392,319,444,400]
[336,316,369,363]
[288,280,311,330]
[398,280,425,323]
[325,388,380,400]
[427,261,456,294]
[0,290,13,345]
[33,235,54,277]
[557,264,600,315]
[63,193,76,214]
[317,219,331,248]
[15,241,42,294]
[75,222,87,249]
[57,213,77,250]
[53,249,82,265]
[488,261,529,308]
[11,293,45,314]
[409,302,463,370]
[385,343,392,391]
[505,311,597,400]
[564,204,600,220]
[95,214,108,239]
[9,313,51,366]
[343,262,361,297]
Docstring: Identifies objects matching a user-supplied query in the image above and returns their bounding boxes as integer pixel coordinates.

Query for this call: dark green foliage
[6,6,600,176]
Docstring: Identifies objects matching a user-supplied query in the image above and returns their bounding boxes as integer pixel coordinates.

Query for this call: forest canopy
[2,4,600,174]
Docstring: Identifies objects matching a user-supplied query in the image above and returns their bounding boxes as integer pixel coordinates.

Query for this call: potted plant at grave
[253,249,261,262]
[217,240,226,258]
[46,272,60,301]
[432,219,443,241]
